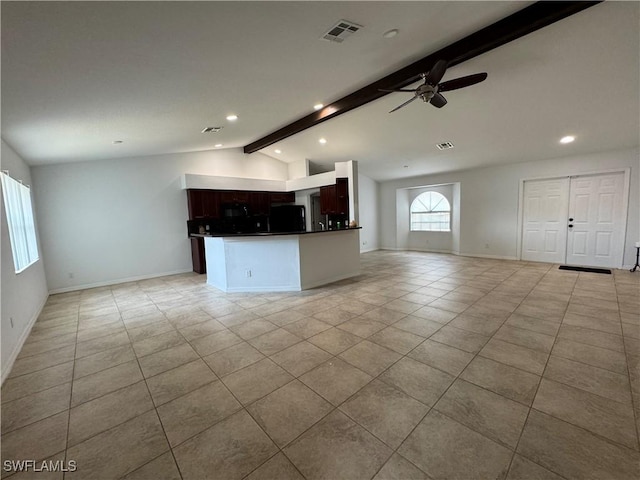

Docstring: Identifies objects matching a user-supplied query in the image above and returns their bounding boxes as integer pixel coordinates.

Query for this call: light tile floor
[2,251,640,479]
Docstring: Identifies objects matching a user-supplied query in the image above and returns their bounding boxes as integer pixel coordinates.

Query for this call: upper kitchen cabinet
[269,192,295,204]
[187,189,205,218]
[187,189,220,219]
[320,184,336,215]
[336,178,348,215]
[320,178,348,216]
[248,192,270,215]
[220,190,249,204]
[202,191,220,218]
[187,188,296,219]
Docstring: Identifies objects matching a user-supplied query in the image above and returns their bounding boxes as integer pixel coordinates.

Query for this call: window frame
[409,191,451,232]
[1,171,40,273]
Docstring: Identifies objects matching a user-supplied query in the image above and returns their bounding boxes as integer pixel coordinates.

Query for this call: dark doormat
[559,265,611,274]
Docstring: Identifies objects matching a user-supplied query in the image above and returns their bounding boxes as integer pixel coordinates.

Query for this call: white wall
[288,159,309,180]
[32,148,288,292]
[1,140,49,381]
[380,148,640,266]
[357,173,379,252]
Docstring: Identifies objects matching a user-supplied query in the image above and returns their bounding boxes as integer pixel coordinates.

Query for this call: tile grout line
[123,293,188,480]
[424,266,548,478]
[95,282,182,478]
[502,269,578,479]
[63,294,82,480]
[616,274,640,452]
[364,264,542,479]
[6,256,637,479]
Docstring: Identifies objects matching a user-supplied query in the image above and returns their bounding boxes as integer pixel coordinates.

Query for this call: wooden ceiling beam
[243,1,600,154]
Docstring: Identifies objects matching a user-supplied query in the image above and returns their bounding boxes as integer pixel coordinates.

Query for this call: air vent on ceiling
[201,127,223,133]
[436,141,454,150]
[321,20,362,43]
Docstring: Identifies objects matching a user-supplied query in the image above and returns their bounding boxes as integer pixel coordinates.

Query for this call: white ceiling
[2,2,639,181]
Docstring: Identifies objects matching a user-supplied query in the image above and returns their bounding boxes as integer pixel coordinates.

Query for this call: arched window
[410,191,451,231]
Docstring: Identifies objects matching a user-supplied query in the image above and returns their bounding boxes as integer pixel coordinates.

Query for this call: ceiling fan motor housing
[418,84,437,102]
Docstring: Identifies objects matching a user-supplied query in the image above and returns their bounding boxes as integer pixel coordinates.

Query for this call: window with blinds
[1,171,39,273]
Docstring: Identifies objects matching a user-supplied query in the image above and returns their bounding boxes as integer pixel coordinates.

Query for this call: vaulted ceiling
[2,1,638,181]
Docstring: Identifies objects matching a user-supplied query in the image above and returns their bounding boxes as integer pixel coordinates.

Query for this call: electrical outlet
[362,241,367,246]
[10,317,14,328]
[68,272,74,279]
[246,270,252,278]
[484,243,490,249]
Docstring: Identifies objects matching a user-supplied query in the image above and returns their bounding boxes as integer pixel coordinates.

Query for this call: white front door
[566,173,626,268]
[522,178,570,263]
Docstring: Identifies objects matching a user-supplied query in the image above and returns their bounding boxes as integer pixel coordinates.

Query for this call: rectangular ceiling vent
[201,127,223,133]
[321,20,362,43]
[436,141,455,150]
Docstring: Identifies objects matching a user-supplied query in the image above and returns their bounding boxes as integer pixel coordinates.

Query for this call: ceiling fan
[380,60,487,113]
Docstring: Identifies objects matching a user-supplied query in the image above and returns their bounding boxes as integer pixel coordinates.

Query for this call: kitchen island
[193,228,360,292]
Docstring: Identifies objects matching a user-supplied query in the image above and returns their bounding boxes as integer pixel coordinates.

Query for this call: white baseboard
[48,269,194,294]
[1,294,49,385]
[359,247,379,254]
[456,252,519,261]
[219,284,302,293]
[376,247,517,262]
[402,247,454,254]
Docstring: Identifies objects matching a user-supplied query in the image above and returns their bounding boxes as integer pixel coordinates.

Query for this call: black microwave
[221,203,249,219]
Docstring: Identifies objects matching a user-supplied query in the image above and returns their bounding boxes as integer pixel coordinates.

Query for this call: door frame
[516,167,631,268]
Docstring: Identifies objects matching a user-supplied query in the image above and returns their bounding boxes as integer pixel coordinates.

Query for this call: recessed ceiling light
[314,104,324,110]
[383,29,399,38]
[274,149,282,154]
[560,135,575,144]
[318,138,327,144]
[226,115,238,121]
[214,144,223,148]
[112,140,123,144]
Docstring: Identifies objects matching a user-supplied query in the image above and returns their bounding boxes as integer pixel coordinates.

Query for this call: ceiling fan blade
[378,88,418,93]
[389,96,419,113]
[430,92,447,108]
[438,72,488,92]
[424,59,448,86]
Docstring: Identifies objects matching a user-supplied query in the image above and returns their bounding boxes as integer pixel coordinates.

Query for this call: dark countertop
[190,227,361,238]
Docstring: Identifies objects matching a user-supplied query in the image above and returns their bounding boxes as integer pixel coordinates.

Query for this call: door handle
[568,224,574,228]
[568,218,574,221]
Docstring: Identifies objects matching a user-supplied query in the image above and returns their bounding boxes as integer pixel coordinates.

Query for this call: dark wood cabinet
[187,189,204,218]
[187,189,221,218]
[220,190,249,203]
[269,192,295,204]
[248,192,270,215]
[320,185,337,215]
[320,178,349,216]
[336,178,349,215]
[202,191,220,218]
[190,237,206,274]
[187,188,297,220]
